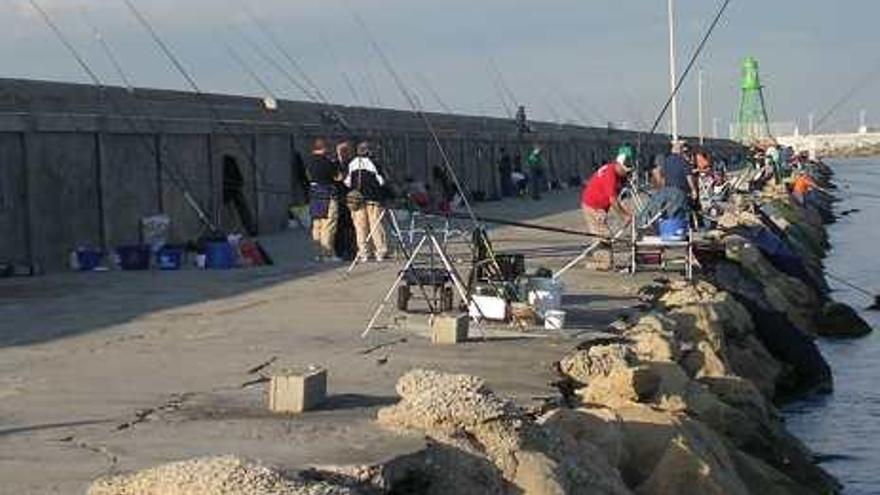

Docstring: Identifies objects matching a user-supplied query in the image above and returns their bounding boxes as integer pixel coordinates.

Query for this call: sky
[1,0,876,135]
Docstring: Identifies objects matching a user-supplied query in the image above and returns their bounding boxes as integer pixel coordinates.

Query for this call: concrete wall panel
[102,134,160,247]
[0,133,27,262]
[27,132,99,270]
[162,134,212,242]
[256,134,293,234]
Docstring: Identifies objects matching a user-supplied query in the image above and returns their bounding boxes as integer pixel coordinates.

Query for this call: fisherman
[637,178,691,228]
[498,147,514,197]
[527,145,546,200]
[792,171,818,207]
[345,141,388,262]
[333,141,358,261]
[657,140,698,204]
[307,139,342,262]
[580,145,635,270]
[222,155,257,236]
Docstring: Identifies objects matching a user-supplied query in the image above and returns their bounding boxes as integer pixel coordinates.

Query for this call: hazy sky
[1,1,876,135]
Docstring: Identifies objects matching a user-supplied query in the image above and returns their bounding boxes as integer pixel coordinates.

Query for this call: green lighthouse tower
[734,57,773,144]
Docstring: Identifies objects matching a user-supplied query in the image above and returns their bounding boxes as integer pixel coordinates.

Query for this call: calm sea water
[783,158,880,495]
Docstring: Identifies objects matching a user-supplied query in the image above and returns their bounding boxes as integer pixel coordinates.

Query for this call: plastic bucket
[116,245,150,271]
[528,278,563,314]
[156,247,184,271]
[76,249,103,271]
[544,310,567,330]
[205,241,237,270]
[659,218,689,241]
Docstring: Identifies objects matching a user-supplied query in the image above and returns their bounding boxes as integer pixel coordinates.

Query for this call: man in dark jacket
[307,139,342,262]
[344,141,388,262]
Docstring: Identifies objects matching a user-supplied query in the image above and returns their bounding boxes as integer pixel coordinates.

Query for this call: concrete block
[432,313,469,345]
[268,367,327,414]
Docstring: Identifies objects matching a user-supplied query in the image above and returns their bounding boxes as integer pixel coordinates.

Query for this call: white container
[544,310,567,330]
[528,278,563,315]
[195,254,207,269]
[469,295,508,321]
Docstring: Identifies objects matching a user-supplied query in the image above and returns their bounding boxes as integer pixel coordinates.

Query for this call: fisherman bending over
[580,145,634,270]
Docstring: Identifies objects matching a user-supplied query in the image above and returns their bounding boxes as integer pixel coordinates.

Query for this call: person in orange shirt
[792,172,816,205]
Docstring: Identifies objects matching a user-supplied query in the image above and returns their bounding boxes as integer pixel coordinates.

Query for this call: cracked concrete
[0,192,654,493]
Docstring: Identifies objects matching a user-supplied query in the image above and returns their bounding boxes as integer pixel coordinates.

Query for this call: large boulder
[818,302,873,338]
[724,235,822,335]
[378,370,632,495]
[712,261,833,398]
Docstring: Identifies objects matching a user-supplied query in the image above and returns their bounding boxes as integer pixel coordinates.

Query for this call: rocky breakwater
[87,161,871,494]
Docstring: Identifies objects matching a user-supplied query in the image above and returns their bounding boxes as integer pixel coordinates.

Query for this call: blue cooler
[659,218,689,241]
[76,248,104,271]
[205,241,237,270]
[156,246,185,270]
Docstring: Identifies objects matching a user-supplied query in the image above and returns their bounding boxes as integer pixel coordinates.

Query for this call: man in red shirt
[581,145,634,269]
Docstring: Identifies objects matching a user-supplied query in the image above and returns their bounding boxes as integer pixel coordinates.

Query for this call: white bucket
[528,289,562,313]
[544,310,567,330]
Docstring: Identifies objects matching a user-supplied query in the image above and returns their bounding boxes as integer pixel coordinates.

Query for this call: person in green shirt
[527,145,545,200]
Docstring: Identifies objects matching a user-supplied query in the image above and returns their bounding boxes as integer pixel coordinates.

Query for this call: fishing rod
[489,71,515,119]
[121,0,287,203]
[220,35,279,104]
[236,4,354,131]
[230,26,319,103]
[414,72,453,114]
[351,11,482,230]
[238,2,336,107]
[489,57,520,112]
[319,31,362,105]
[648,0,732,136]
[27,0,218,234]
[80,7,134,94]
[813,59,880,133]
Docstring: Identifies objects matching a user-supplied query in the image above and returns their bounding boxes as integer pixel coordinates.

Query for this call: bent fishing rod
[27,0,218,234]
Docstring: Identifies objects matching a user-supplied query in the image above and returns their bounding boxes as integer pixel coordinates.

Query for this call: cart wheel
[441,287,454,312]
[397,285,411,312]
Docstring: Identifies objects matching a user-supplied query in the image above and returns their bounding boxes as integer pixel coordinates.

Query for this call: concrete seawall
[0,78,739,271]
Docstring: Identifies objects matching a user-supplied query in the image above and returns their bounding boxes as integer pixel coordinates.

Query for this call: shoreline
[0,166,871,494]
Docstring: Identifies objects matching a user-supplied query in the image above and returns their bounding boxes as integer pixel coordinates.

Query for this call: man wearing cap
[580,145,634,269]
[658,140,697,202]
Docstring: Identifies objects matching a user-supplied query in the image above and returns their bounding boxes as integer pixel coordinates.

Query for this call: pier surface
[0,191,652,493]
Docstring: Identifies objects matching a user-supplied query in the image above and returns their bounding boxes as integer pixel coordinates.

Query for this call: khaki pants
[352,203,388,260]
[582,206,612,269]
[311,199,338,258]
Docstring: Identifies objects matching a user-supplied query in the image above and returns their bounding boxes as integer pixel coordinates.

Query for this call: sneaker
[375,255,386,263]
[313,255,324,263]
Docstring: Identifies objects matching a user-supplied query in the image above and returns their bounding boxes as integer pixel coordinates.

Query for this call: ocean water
[783,158,880,495]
